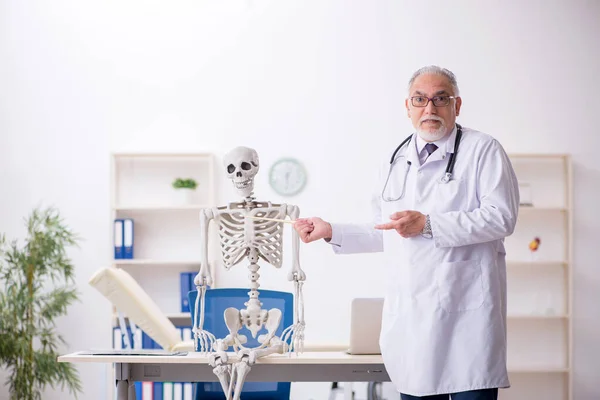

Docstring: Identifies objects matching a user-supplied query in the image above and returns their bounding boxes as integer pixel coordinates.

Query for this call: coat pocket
[436,259,484,312]
[435,178,467,212]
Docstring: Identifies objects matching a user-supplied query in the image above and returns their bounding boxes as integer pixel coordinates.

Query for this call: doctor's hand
[374,211,426,238]
[293,217,333,243]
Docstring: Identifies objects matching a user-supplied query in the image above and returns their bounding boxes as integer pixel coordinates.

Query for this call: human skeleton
[192,146,306,399]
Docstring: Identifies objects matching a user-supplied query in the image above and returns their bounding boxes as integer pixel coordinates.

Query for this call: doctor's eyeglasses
[410,95,457,107]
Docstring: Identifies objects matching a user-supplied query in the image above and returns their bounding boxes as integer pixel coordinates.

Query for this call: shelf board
[113,152,214,159]
[166,312,192,319]
[113,204,211,211]
[507,260,567,267]
[508,153,570,159]
[112,312,192,326]
[113,259,202,266]
[518,206,568,212]
[508,367,569,373]
[508,314,569,319]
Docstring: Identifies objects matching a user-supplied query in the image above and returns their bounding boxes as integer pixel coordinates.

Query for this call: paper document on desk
[82,349,188,356]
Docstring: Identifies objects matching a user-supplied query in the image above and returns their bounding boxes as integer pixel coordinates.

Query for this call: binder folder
[113,219,124,259]
[123,218,134,259]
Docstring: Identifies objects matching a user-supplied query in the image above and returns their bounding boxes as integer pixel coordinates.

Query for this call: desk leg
[115,363,131,400]
[116,380,128,400]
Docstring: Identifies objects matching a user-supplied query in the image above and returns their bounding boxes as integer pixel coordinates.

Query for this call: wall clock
[268,158,307,196]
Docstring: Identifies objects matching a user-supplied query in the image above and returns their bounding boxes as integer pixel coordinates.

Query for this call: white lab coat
[329,126,519,396]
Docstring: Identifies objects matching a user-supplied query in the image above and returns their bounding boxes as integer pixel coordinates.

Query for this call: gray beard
[417,124,447,142]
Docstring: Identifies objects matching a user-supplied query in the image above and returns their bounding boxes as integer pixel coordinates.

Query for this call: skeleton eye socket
[241,162,252,171]
[227,164,235,174]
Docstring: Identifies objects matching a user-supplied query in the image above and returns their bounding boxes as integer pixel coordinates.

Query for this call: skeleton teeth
[235,179,252,189]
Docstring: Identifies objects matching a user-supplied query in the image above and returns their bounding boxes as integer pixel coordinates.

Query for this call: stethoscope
[381,123,463,202]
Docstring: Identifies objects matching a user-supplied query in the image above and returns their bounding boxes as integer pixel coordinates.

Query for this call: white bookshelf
[106,152,219,399]
[500,154,572,400]
[109,152,219,319]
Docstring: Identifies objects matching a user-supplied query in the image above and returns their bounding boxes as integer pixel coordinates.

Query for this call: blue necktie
[424,143,438,162]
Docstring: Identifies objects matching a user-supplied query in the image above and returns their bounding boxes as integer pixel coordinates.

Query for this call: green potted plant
[0,207,83,400]
[172,177,198,205]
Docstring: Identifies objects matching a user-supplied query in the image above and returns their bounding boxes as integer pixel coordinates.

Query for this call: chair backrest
[188,288,293,400]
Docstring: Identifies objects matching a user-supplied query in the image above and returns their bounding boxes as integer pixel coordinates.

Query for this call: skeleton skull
[224,146,259,198]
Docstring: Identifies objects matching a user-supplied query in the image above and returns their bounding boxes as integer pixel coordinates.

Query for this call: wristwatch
[421,214,433,239]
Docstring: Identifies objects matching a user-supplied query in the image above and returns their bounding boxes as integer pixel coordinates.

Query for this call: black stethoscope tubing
[389,123,463,177]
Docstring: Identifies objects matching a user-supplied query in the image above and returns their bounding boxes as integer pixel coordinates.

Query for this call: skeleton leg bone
[208,338,232,394]
[213,362,230,397]
[231,344,286,400]
[232,359,250,400]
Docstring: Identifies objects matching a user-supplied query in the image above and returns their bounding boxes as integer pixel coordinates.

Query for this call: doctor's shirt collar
[415,124,458,156]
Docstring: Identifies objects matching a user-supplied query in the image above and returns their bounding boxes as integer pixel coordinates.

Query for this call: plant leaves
[0,207,83,400]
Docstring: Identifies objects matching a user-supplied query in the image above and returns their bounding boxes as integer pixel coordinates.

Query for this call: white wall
[0,1,113,398]
[1,1,599,399]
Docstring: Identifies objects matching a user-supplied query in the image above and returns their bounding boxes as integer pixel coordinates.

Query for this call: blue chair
[188,288,293,400]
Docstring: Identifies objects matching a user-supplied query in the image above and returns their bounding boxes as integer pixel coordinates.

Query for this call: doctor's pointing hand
[293,66,520,400]
[373,211,426,238]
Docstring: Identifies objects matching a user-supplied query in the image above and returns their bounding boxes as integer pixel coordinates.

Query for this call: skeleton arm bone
[280,280,305,354]
[286,204,305,281]
[196,208,215,286]
[193,208,216,353]
[279,204,306,354]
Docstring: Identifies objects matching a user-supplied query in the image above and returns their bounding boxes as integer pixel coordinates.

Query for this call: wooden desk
[58,351,390,400]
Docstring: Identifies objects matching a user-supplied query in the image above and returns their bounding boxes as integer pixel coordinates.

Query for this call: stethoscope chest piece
[440,172,452,183]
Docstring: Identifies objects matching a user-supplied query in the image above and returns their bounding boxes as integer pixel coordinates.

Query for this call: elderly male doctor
[294,66,519,400]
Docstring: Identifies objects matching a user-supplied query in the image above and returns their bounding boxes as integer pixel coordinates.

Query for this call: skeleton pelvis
[240,308,268,338]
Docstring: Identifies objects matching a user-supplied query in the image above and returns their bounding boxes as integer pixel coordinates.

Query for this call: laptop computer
[346,298,384,355]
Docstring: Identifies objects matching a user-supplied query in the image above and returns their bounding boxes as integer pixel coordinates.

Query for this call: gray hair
[408,66,460,96]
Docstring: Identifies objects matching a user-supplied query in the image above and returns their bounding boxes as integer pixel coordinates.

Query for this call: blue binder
[153,382,163,399]
[135,382,142,399]
[123,218,134,259]
[113,219,124,259]
[180,272,193,313]
[142,332,157,350]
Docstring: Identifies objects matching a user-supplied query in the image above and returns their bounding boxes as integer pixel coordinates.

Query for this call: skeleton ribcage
[217,207,286,269]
